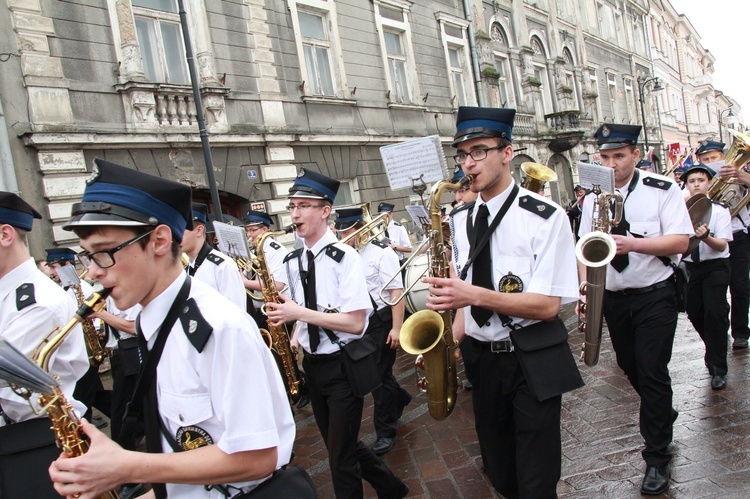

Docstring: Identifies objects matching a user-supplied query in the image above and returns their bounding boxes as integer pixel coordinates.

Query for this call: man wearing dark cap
[49,159,296,498]
[377,202,412,263]
[566,184,587,238]
[452,165,478,210]
[267,168,407,498]
[424,107,582,498]
[696,140,750,349]
[181,202,246,310]
[45,247,77,284]
[335,207,411,456]
[579,124,693,495]
[0,192,89,498]
[243,210,289,305]
[682,163,733,389]
[672,166,686,188]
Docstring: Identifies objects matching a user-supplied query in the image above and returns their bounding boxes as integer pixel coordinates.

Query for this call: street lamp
[637,76,664,152]
[718,107,734,143]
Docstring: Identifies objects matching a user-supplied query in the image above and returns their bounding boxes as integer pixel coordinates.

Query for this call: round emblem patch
[175,426,213,451]
[498,272,523,293]
[601,125,611,138]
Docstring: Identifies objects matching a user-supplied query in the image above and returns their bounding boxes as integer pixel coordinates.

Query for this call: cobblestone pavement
[291,304,750,498]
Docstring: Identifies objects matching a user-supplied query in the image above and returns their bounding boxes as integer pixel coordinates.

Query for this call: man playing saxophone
[578,124,693,495]
[0,192,89,498]
[424,107,581,498]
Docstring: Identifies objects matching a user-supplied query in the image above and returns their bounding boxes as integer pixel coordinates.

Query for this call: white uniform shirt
[731,202,750,234]
[0,258,89,423]
[359,240,402,312]
[451,183,579,342]
[139,274,295,498]
[579,172,694,291]
[279,230,372,354]
[103,298,142,349]
[386,219,411,259]
[190,246,246,311]
[251,236,289,310]
[684,202,733,262]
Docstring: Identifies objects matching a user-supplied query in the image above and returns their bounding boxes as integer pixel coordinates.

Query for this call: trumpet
[707,129,750,217]
[338,208,389,250]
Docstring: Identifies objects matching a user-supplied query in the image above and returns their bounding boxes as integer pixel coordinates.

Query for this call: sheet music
[405,204,430,227]
[0,339,57,394]
[577,162,615,193]
[55,265,80,288]
[380,136,447,191]
[213,221,250,259]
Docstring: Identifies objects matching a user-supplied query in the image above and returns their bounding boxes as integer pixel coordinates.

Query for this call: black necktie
[471,205,494,326]
[690,242,701,263]
[610,194,630,272]
[303,250,320,352]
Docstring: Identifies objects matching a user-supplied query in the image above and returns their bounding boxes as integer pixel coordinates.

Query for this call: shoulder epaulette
[450,200,475,216]
[325,244,345,263]
[371,239,388,249]
[518,195,555,220]
[269,241,281,250]
[16,283,36,311]
[283,248,302,263]
[392,221,402,226]
[711,199,729,209]
[206,252,224,265]
[642,176,672,190]
[179,298,213,353]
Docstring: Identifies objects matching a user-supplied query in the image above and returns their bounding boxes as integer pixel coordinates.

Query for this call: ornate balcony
[543,110,585,152]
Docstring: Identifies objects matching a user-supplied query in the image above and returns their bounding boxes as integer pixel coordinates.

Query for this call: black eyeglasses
[78,230,154,269]
[453,146,503,164]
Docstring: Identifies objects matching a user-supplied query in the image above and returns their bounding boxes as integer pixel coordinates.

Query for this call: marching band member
[181,202,246,310]
[267,169,407,499]
[425,107,581,498]
[377,202,412,264]
[696,140,750,350]
[579,124,693,495]
[50,158,296,498]
[0,193,89,498]
[335,207,411,456]
[243,210,288,313]
[682,163,733,389]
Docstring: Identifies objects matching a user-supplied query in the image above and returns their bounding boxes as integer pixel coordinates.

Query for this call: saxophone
[400,175,472,421]
[252,225,305,405]
[12,290,119,499]
[575,186,622,366]
[74,270,108,367]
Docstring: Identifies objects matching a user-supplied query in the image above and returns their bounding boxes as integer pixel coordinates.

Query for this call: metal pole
[178,0,223,221]
[638,77,650,152]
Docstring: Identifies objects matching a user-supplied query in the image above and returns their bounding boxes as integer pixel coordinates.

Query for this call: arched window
[490,22,513,108]
[530,36,552,114]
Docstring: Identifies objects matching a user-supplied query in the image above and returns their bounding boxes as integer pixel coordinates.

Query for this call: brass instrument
[575,186,623,366]
[235,253,265,301]
[12,290,119,499]
[252,225,305,405]
[521,162,558,194]
[683,194,712,257]
[338,207,389,250]
[398,175,472,421]
[181,252,191,268]
[73,269,108,367]
[707,129,750,217]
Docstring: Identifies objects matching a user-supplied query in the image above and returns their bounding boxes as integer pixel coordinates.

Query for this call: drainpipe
[0,99,19,192]
[462,0,486,106]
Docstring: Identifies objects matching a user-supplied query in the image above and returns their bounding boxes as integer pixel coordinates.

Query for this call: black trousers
[110,350,141,446]
[728,231,750,341]
[460,337,562,499]
[74,364,112,420]
[368,312,410,439]
[603,282,677,467]
[302,353,403,499]
[686,259,731,376]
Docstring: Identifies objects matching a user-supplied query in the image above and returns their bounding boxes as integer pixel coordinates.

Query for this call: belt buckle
[490,340,513,353]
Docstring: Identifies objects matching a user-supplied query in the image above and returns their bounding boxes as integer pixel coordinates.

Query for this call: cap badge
[601,125,611,138]
[297,169,306,178]
[701,139,708,146]
[86,164,101,185]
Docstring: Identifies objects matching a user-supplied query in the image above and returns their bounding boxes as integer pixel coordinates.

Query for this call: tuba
[252,225,306,405]
[575,186,622,366]
[707,129,750,217]
[399,174,472,420]
[11,290,119,499]
[73,269,109,367]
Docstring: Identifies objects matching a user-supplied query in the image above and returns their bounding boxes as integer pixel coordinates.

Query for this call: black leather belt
[606,277,672,297]
[470,336,514,353]
[303,351,341,363]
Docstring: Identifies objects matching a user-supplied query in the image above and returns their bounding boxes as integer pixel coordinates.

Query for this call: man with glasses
[0,192,89,499]
[266,169,408,499]
[181,202,246,310]
[424,107,581,498]
[49,158,295,498]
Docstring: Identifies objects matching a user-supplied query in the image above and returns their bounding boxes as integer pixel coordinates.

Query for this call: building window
[132,0,189,84]
[492,56,511,107]
[623,78,634,123]
[436,13,474,107]
[531,36,552,115]
[590,72,601,123]
[375,0,420,105]
[289,0,348,98]
[606,73,619,123]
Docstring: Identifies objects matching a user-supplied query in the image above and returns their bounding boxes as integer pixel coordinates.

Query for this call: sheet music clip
[411,174,427,198]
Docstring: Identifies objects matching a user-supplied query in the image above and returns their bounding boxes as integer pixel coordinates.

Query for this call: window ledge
[302,96,357,106]
[387,102,425,111]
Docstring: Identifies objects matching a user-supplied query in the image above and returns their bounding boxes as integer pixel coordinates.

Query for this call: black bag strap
[118,276,192,449]
[188,242,213,276]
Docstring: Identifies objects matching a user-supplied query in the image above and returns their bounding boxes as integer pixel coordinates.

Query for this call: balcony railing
[514,113,538,136]
[545,110,582,131]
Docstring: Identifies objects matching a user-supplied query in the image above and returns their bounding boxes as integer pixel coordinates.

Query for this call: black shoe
[711,375,727,390]
[671,408,679,424]
[641,465,670,495]
[732,338,748,349]
[396,390,412,420]
[371,437,396,456]
[462,379,473,391]
[391,481,409,499]
[296,393,311,409]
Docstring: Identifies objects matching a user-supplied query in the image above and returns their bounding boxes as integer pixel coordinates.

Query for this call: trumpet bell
[575,231,617,268]
[400,310,444,355]
[521,162,558,193]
